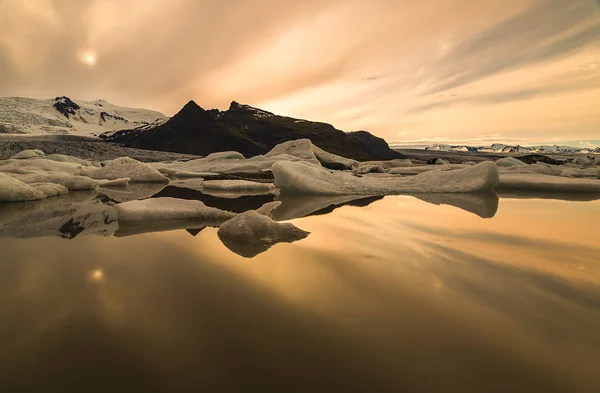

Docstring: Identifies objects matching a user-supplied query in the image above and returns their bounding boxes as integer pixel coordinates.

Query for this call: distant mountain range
[421,143,600,155]
[101,100,402,160]
[0,96,401,161]
[0,96,166,137]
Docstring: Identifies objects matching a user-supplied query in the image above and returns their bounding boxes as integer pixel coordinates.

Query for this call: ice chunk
[353,164,386,175]
[80,157,168,182]
[560,167,600,179]
[96,178,131,187]
[388,165,467,175]
[116,197,236,223]
[29,182,69,197]
[202,180,276,193]
[0,173,46,202]
[217,211,309,258]
[0,158,83,175]
[435,158,449,165]
[359,159,413,169]
[266,139,357,169]
[495,157,527,167]
[273,161,500,195]
[43,154,98,167]
[498,163,561,176]
[255,201,282,217]
[498,174,600,192]
[203,151,245,161]
[15,173,98,190]
[574,157,592,166]
[98,183,166,203]
[10,149,45,159]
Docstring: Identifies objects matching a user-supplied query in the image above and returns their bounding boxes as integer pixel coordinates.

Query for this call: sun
[82,52,96,66]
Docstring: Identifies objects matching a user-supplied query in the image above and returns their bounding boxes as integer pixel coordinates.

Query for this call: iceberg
[0,173,46,202]
[217,210,309,258]
[202,180,276,193]
[388,164,467,175]
[10,149,45,159]
[15,173,98,190]
[265,139,357,169]
[80,157,169,182]
[116,197,236,223]
[273,161,499,195]
[498,174,600,192]
[495,157,527,167]
[29,182,69,198]
[353,164,386,175]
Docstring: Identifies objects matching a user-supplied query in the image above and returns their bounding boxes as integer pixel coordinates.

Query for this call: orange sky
[1,0,599,146]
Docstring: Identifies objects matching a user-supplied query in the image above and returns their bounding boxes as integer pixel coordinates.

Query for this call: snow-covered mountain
[424,143,600,155]
[0,96,167,137]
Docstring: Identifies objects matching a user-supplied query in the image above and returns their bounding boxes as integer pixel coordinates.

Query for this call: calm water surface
[0,193,599,392]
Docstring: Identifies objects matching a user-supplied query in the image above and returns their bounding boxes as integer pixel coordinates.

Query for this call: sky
[1,0,599,147]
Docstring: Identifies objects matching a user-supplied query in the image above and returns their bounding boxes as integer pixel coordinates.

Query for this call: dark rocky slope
[103,101,402,161]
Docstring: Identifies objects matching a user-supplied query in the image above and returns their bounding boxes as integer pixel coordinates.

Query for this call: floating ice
[266,139,357,169]
[29,182,69,197]
[81,157,168,182]
[10,149,45,159]
[273,161,499,195]
[202,180,276,193]
[217,210,309,258]
[16,173,98,190]
[388,165,467,175]
[495,157,527,167]
[498,174,600,192]
[435,158,449,165]
[353,164,386,175]
[0,173,46,202]
[116,197,236,223]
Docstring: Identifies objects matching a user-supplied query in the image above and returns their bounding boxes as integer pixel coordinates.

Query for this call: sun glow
[82,52,96,66]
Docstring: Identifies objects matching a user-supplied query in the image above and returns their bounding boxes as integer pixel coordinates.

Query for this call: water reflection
[0,194,599,392]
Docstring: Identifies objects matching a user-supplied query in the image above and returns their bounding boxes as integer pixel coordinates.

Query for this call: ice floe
[217,210,309,258]
[498,174,600,192]
[0,173,46,202]
[116,197,236,223]
[273,161,499,195]
[81,157,168,182]
[202,180,276,193]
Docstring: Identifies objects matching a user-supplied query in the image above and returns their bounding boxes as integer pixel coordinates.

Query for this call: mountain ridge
[420,143,600,155]
[102,100,402,161]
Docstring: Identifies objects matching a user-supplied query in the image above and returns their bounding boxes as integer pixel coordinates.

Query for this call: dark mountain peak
[182,100,203,112]
[227,101,274,119]
[53,96,80,118]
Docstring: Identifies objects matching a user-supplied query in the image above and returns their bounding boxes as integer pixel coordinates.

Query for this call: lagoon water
[0,192,599,392]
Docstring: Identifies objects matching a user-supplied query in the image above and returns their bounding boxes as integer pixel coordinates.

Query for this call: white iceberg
[15,173,98,190]
[217,210,309,258]
[388,164,468,175]
[266,139,357,169]
[353,164,386,175]
[435,158,450,165]
[495,157,527,167]
[10,149,45,159]
[273,161,499,195]
[81,157,169,182]
[574,157,592,166]
[202,180,276,193]
[0,173,46,202]
[29,182,69,197]
[116,197,236,223]
[0,158,83,175]
[498,174,600,192]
